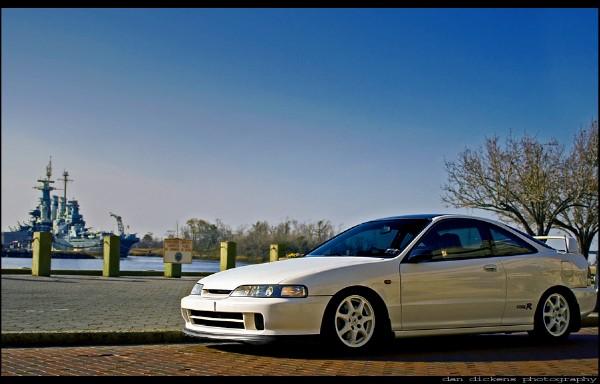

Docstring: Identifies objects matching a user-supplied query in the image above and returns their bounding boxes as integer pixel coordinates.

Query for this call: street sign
[164,238,193,264]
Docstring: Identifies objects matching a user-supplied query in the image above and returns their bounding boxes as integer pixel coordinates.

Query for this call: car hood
[198,256,382,290]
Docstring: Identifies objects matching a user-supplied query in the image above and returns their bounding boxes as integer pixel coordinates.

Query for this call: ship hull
[52,235,138,258]
[1,248,97,259]
[2,233,138,258]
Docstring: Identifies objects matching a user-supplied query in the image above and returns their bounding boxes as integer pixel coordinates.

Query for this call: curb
[2,316,596,348]
[1,329,190,347]
[1,269,213,277]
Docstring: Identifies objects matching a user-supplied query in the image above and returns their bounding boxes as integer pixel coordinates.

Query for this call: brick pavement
[1,274,597,344]
[1,275,198,333]
[1,328,597,376]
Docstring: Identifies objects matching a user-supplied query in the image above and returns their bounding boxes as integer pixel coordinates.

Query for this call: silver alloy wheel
[543,293,570,337]
[334,294,375,348]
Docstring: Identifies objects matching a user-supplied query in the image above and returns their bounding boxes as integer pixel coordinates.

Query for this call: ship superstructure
[2,159,139,258]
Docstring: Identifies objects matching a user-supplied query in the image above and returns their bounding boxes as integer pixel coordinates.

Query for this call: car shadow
[205,332,598,362]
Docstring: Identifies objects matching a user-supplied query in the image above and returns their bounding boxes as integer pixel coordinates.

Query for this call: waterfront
[0,256,249,272]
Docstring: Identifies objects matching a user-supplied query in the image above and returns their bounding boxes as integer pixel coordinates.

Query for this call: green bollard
[103,235,120,277]
[220,241,236,271]
[269,244,286,262]
[164,262,182,278]
[32,232,52,277]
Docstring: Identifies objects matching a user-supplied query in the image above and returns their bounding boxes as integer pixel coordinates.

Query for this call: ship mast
[58,170,73,204]
[33,157,56,231]
[35,157,55,186]
[45,158,52,180]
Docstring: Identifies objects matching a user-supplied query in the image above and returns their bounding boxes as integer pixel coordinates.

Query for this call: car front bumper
[182,327,277,344]
[180,294,331,339]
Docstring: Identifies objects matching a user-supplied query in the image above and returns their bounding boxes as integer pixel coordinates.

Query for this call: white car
[181,214,597,351]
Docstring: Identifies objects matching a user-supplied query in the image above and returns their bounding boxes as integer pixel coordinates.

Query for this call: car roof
[373,214,445,221]
[371,214,521,233]
[373,213,499,222]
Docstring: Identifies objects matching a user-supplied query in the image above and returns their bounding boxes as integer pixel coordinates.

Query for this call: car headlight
[230,285,307,298]
[190,283,203,295]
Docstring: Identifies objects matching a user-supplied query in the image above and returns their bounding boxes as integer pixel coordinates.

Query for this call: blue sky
[2,9,598,241]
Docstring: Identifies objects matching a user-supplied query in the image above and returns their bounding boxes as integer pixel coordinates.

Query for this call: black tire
[529,289,574,341]
[321,290,388,352]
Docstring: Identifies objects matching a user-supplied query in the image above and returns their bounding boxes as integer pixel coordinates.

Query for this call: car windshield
[307,219,431,258]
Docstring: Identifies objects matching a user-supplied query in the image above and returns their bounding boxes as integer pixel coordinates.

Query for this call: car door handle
[483,264,497,272]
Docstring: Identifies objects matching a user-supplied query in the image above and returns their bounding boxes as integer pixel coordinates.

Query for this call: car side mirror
[407,248,434,263]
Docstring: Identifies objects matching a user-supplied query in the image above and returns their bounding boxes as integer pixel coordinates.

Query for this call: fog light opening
[254,313,265,330]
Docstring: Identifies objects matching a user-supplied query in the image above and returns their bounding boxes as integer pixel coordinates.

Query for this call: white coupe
[181,214,597,351]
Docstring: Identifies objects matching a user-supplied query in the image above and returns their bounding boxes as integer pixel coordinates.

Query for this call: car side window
[408,219,492,262]
[488,224,537,256]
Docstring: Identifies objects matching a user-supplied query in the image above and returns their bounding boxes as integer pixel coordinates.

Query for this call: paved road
[2,328,597,376]
[1,275,197,332]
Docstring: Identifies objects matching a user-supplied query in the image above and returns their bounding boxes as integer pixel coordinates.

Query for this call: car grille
[190,310,242,320]
[205,289,232,295]
[200,289,233,298]
[186,310,264,330]
[188,310,245,329]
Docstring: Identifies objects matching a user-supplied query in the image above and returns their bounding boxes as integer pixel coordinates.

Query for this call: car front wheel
[324,293,378,351]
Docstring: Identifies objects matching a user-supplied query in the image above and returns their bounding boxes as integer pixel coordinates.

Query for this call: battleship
[1,159,139,258]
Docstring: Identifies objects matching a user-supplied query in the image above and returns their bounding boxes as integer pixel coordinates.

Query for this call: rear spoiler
[533,235,581,255]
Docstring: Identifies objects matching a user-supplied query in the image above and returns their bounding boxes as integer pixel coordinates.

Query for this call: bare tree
[186,219,199,248]
[553,121,599,259]
[314,219,335,244]
[443,134,576,236]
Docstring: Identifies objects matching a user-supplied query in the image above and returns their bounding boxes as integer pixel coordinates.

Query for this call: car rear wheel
[324,293,379,351]
[530,291,573,340]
